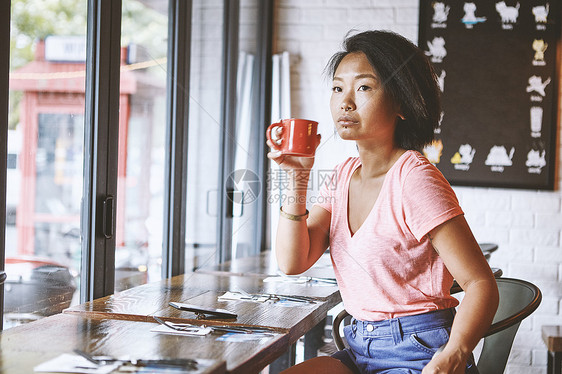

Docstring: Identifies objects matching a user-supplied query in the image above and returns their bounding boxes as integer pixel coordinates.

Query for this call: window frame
[254,0,274,253]
[162,0,192,278]
[80,0,123,302]
[0,0,11,331]
[217,0,274,263]
[216,0,240,263]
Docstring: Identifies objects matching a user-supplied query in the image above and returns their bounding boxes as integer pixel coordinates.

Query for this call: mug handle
[266,123,283,151]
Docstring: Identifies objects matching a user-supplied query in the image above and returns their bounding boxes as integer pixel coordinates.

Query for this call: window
[228,0,265,260]
[5,0,87,328]
[115,0,169,291]
[185,0,225,270]
[1,0,273,330]
[185,0,270,268]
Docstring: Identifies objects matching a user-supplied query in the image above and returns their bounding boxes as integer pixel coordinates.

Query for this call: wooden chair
[332,277,541,374]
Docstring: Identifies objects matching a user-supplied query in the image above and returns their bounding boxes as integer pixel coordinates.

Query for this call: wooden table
[195,251,340,368]
[64,273,340,344]
[64,272,340,346]
[0,312,294,373]
[542,325,562,374]
[62,271,340,373]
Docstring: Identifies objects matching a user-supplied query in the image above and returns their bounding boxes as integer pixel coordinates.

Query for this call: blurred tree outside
[9,0,167,130]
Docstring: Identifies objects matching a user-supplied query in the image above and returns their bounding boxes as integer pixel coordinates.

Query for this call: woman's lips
[337,115,359,126]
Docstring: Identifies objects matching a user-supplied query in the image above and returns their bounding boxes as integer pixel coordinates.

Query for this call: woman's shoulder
[390,150,449,187]
[394,151,454,195]
[401,150,430,166]
[397,150,440,174]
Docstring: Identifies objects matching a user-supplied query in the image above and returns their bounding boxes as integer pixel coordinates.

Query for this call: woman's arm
[267,137,331,275]
[422,215,500,374]
[276,200,331,275]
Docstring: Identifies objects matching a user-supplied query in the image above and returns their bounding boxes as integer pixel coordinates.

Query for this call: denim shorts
[332,308,478,374]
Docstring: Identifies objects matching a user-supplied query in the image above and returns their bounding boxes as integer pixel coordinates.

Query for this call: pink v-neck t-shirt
[316,150,463,321]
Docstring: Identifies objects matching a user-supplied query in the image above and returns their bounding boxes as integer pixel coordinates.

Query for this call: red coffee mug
[266,118,319,157]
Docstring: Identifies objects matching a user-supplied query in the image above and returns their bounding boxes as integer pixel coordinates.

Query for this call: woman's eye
[331,86,342,93]
[358,85,371,91]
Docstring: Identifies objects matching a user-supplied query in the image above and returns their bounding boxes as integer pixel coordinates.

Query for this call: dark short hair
[326,30,441,151]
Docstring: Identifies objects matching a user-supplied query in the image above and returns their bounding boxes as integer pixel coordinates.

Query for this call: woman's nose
[340,95,356,111]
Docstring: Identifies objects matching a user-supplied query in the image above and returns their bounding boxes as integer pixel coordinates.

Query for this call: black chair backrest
[477,277,541,374]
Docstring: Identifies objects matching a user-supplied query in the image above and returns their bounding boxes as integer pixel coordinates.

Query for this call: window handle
[102,196,114,239]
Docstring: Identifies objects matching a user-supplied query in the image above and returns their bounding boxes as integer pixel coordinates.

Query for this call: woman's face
[330,52,399,144]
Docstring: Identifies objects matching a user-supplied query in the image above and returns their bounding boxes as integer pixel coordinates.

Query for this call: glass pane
[230,0,262,259]
[116,0,169,291]
[5,0,87,328]
[185,0,225,270]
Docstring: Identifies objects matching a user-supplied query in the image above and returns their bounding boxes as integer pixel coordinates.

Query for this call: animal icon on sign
[526,149,546,168]
[426,37,447,63]
[532,39,548,62]
[458,144,476,164]
[462,2,487,26]
[485,145,514,167]
[532,3,549,23]
[451,144,475,170]
[433,2,450,23]
[526,75,551,97]
[496,1,520,24]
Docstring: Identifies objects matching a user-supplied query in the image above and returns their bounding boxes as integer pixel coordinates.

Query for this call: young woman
[267,30,499,374]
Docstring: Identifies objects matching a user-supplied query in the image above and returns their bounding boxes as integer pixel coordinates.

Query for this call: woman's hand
[421,347,469,374]
[266,134,321,174]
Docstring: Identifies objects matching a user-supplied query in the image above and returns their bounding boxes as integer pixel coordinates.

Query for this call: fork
[153,316,267,335]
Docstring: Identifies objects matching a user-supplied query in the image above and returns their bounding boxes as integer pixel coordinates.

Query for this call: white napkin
[34,353,119,374]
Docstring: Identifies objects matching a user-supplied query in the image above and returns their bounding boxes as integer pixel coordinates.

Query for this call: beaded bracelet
[279,206,309,221]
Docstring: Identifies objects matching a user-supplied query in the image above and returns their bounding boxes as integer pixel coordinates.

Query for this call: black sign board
[418,0,560,189]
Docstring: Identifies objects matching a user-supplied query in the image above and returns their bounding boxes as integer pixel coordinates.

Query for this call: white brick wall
[275,0,562,372]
